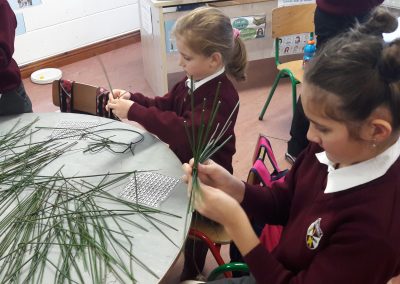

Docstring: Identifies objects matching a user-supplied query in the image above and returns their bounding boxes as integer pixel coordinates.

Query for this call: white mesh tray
[120,172,180,207]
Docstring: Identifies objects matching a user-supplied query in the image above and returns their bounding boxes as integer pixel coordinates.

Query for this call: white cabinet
[139,0,277,95]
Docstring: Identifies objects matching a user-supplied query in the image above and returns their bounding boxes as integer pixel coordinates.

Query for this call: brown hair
[304,7,400,132]
[172,7,248,81]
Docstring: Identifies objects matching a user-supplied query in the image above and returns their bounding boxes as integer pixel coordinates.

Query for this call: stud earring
[372,139,377,148]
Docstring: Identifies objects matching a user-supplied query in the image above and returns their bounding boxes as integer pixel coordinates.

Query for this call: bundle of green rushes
[0,118,181,283]
[184,78,239,218]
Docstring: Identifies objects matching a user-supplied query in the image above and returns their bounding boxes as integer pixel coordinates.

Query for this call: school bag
[247,134,288,252]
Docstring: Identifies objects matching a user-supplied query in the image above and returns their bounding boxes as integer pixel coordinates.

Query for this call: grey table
[0,112,190,283]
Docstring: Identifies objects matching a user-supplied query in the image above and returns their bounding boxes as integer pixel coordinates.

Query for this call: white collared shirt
[316,138,400,194]
[185,67,225,92]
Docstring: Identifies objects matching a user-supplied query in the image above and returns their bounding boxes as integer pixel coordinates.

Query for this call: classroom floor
[22,41,295,283]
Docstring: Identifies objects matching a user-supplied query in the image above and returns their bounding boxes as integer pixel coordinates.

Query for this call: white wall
[13,0,140,66]
[384,0,400,9]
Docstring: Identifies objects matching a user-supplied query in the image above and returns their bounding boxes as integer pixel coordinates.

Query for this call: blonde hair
[172,7,248,81]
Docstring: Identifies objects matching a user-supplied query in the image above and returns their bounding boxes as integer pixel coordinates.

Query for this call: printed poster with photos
[164,14,267,53]
[7,0,43,36]
[231,15,266,41]
[15,13,26,36]
[276,0,316,55]
[164,19,177,53]
[279,33,309,55]
[278,0,315,6]
[8,0,42,10]
[383,0,400,9]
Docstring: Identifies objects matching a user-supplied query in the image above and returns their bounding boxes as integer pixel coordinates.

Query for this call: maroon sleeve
[129,82,179,111]
[126,76,238,167]
[0,2,16,67]
[128,100,192,163]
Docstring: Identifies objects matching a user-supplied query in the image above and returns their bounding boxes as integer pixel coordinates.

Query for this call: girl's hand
[193,179,241,227]
[191,180,260,256]
[111,89,130,99]
[106,93,133,119]
[182,159,245,203]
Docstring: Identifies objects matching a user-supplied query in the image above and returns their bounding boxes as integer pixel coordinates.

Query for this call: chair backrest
[271,3,316,39]
[52,79,99,115]
[248,134,288,187]
[247,135,287,252]
[271,4,316,66]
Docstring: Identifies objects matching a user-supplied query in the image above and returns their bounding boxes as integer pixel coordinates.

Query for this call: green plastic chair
[207,262,249,281]
[259,3,316,121]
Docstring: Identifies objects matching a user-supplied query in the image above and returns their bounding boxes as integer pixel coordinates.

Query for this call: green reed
[183,78,239,230]
[0,118,181,283]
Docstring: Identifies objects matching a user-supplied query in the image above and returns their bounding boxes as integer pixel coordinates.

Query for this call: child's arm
[192,179,260,256]
[110,89,130,99]
[106,90,133,119]
[183,159,245,202]
[0,46,8,68]
[106,85,180,120]
[0,3,14,68]
[188,167,399,284]
[184,156,294,226]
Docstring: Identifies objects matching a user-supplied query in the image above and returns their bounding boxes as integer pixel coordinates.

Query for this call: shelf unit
[139,0,277,95]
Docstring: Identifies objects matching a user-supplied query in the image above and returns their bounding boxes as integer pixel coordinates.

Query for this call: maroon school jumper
[127,74,238,173]
[316,0,384,16]
[0,0,21,93]
[242,143,400,283]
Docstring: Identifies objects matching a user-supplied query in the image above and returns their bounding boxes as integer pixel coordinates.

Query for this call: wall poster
[15,12,26,35]
[8,0,42,10]
[231,15,266,41]
[278,0,315,6]
[8,0,43,36]
[164,19,177,53]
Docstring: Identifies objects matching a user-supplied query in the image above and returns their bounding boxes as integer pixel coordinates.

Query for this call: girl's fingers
[119,90,128,98]
[187,183,193,198]
[182,163,193,176]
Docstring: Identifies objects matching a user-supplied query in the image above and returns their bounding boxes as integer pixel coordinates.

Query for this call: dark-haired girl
[183,7,400,284]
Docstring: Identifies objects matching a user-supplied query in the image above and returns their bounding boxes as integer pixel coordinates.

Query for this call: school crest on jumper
[306,218,323,250]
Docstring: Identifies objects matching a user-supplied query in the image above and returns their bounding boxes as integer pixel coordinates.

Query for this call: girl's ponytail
[358,7,398,36]
[379,39,400,83]
[226,37,248,81]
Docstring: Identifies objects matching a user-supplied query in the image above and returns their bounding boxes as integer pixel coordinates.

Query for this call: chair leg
[189,228,232,278]
[208,263,249,281]
[258,71,286,121]
[289,77,298,116]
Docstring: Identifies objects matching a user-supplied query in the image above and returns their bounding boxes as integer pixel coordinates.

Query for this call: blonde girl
[107,7,248,280]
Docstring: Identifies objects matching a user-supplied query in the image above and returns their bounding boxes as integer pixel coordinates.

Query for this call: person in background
[0,0,33,115]
[183,8,400,283]
[106,7,248,281]
[286,0,384,164]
